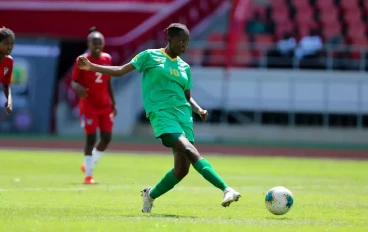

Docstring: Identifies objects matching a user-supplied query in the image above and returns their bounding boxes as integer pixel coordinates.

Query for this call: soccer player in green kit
[77,23,241,213]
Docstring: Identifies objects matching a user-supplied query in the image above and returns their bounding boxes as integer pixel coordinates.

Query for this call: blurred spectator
[201,48,211,67]
[295,28,323,59]
[245,12,269,34]
[326,35,344,49]
[276,32,296,57]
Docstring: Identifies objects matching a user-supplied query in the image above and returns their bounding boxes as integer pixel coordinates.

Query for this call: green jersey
[130,48,193,116]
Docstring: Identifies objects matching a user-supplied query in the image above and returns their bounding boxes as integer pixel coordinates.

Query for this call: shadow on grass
[68,183,101,186]
[125,214,197,219]
[153,214,198,219]
[265,216,292,220]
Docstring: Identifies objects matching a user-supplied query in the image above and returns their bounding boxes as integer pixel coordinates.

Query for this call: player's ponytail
[87,26,102,41]
[89,26,98,34]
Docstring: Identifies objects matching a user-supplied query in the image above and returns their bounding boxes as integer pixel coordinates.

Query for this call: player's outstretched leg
[91,131,112,168]
[81,133,97,184]
[141,150,190,213]
[172,135,241,207]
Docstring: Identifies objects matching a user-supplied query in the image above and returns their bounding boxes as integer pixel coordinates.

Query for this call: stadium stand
[203,0,368,70]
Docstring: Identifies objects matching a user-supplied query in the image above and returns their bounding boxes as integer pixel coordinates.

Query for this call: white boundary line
[0,1,165,12]
[0,147,172,154]
[1,147,368,160]
[1,185,367,192]
[0,147,235,156]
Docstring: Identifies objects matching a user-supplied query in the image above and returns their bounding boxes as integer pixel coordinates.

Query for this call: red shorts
[80,110,114,134]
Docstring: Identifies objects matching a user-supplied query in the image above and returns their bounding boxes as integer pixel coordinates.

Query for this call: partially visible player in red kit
[71,27,117,184]
[0,27,15,115]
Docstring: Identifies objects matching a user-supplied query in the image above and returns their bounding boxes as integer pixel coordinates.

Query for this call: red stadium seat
[4,0,175,1]
[350,51,361,59]
[295,7,315,25]
[186,48,204,66]
[253,35,274,54]
[246,6,267,20]
[292,0,310,9]
[315,0,335,11]
[296,5,314,17]
[344,11,363,25]
[250,49,263,59]
[270,0,289,21]
[364,3,368,14]
[349,38,367,59]
[254,34,274,44]
[233,50,251,67]
[237,35,250,50]
[319,8,339,24]
[208,49,226,67]
[272,8,290,24]
[270,0,287,8]
[208,32,227,43]
[347,24,366,40]
[350,38,368,46]
[298,21,319,37]
[275,22,294,39]
[322,23,342,40]
[339,0,359,12]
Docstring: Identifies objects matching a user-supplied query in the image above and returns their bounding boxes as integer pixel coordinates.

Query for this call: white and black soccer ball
[265,186,294,215]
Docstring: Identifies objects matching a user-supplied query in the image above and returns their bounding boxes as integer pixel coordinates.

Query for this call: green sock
[193,159,228,191]
[149,169,182,199]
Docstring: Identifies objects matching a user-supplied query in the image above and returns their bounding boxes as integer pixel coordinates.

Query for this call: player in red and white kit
[0,27,15,115]
[72,27,117,184]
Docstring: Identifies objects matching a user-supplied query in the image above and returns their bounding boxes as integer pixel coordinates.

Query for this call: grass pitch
[0,150,367,232]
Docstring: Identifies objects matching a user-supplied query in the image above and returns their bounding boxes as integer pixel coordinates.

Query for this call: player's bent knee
[173,167,189,179]
[182,146,201,163]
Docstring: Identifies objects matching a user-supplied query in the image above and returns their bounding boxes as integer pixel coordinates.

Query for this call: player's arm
[184,67,208,121]
[2,84,12,115]
[78,56,135,77]
[71,59,88,98]
[185,89,208,121]
[2,60,13,115]
[108,79,117,116]
[71,81,88,98]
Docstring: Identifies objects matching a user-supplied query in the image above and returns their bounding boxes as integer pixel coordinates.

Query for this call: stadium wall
[133,124,368,145]
[0,38,60,134]
[190,68,368,114]
[56,67,368,145]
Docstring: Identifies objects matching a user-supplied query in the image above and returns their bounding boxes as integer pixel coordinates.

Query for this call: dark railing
[180,41,368,71]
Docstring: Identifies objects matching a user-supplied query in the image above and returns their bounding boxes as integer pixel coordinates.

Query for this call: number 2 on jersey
[95,72,103,83]
[169,68,179,77]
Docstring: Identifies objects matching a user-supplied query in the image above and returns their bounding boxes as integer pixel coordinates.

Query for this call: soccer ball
[265,186,294,215]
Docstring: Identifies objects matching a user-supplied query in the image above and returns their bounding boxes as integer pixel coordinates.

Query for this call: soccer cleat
[80,163,85,173]
[141,187,154,213]
[221,187,241,207]
[84,176,96,184]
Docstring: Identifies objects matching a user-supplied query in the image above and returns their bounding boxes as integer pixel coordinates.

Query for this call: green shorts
[148,105,194,147]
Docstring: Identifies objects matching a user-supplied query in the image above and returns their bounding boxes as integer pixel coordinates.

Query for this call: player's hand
[77,56,92,71]
[4,101,12,115]
[75,84,88,98]
[199,109,208,121]
[112,105,118,117]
